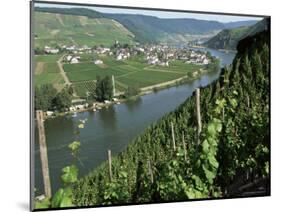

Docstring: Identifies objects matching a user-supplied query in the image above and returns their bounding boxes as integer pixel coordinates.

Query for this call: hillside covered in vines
[71,28,270,206]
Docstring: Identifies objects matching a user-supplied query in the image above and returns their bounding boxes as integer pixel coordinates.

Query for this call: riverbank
[43,68,213,120]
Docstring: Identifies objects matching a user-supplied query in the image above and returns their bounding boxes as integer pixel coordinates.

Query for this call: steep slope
[223,20,257,29]
[34,11,135,48]
[107,13,225,43]
[204,18,269,50]
[34,7,266,47]
[35,7,105,18]
[204,26,250,50]
[71,29,269,205]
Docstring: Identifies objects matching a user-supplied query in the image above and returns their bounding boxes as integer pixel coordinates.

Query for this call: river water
[34,48,235,194]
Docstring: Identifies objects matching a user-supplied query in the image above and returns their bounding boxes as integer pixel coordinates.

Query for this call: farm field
[63,55,203,97]
[34,53,204,97]
[34,54,65,90]
[64,55,204,96]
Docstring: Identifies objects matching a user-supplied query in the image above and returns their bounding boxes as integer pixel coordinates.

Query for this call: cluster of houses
[62,45,92,54]
[64,55,81,64]
[42,41,211,66]
[178,50,210,65]
[44,46,59,54]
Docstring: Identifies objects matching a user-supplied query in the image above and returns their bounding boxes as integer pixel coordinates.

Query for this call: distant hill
[106,13,226,43]
[34,11,135,48]
[35,7,105,19]
[34,7,265,46]
[223,20,258,29]
[204,18,269,50]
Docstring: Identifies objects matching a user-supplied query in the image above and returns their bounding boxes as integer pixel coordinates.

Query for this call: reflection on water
[99,106,117,130]
[125,97,142,113]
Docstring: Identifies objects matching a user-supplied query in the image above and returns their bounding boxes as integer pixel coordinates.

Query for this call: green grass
[64,62,136,82]
[44,63,60,73]
[62,54,202,91]
[35,73,64,86]
[117,70,186,88]
[34,54,65,89]
[35,54,61,63]
[34,53,203,95]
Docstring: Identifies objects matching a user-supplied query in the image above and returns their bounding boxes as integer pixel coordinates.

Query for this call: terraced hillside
[34,11,135,48]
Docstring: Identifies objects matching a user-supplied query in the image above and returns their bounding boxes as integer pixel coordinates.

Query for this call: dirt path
[35,62,44,75]
[57,55,79,97]
[57,55,71,86]
[143,66,184,74]
[140,75,188,92]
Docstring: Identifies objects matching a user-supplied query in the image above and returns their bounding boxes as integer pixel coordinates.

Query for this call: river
[34,48,236,195]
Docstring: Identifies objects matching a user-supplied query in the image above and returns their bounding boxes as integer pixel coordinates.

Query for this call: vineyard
[67,29,270,206]
[63,56,205,97]
[72,81,96,98]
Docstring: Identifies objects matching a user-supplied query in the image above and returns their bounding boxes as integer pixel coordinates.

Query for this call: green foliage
[103,171,130,204]
[72,29,269,206]
[35,121,86,209]
[35,84,73,112]
[204,18,268,50]
[61,165,79,184]
[35,84,57,111]
[95,76,113,101]
[53,87,72,112]
[35,198,51,209]
[124,86,141,98]
[68,141,81,157]
[52,188,74,208]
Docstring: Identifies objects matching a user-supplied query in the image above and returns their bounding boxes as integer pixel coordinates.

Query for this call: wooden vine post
[147,159,154,183]
[195,88,202,147]
[182,132,187,161]
[171,122,176,151]
[108,149,113,182]
[36,110,52,198]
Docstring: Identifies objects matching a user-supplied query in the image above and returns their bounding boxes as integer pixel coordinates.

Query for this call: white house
[116,54,123,60]
[70,57,79,64]
[202,58,209,65]
[66,55,72,62]
[94,59,103,65]
[44,46,59,54]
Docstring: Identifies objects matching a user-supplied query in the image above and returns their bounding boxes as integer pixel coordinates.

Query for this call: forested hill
[106,13,225,43]
[71,28,270,206]
[204,18,269,50]
[35,7,258,44]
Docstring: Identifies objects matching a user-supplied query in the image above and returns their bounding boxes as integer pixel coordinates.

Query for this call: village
[41,41,215,118]
[43,41,211,66]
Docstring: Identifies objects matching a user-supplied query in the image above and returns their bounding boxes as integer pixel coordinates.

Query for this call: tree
[103,76,113,100]
[53,88,72,112]
[95,76,113,101]
[35,84,57,111]
[124,86,140,98]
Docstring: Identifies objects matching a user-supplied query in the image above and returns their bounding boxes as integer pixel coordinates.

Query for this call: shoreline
[44,68,215,120]
[188,45,237,53]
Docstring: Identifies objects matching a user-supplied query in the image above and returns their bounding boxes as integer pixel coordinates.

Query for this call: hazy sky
[35,2,263,23]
